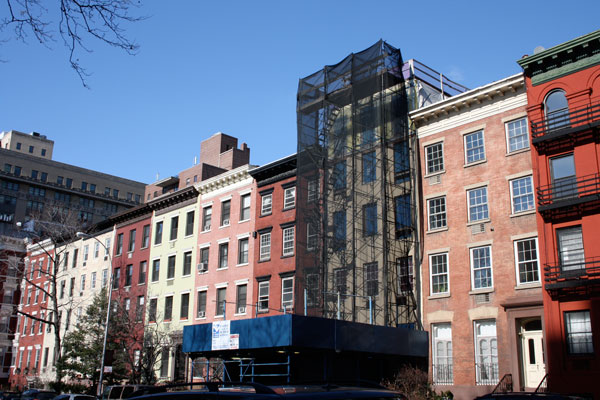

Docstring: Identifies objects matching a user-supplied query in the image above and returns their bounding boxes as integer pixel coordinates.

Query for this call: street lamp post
[76,232,113,398]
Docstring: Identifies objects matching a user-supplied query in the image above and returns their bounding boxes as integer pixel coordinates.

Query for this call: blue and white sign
[211,320,231,350]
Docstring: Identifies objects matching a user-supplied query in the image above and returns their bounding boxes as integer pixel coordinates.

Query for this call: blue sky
[2,1,599,184]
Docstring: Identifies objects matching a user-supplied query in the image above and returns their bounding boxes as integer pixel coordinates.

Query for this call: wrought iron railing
[476,362,499,386]
[535,374,548,393]
[544,257,600,288]
[537,173,600,208]
[530,98,600,140]
[432,363,453,385]
[492,373,513,394]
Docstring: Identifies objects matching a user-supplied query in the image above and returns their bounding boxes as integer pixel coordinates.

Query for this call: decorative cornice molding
[196,166,251,195]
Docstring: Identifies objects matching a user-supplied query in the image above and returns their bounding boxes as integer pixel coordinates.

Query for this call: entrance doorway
[519,319,546,389]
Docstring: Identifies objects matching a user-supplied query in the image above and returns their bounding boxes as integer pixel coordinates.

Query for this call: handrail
[537,173,600,207]
[492,373,513,394]
[530,99,600,139]
[544,256,600,286]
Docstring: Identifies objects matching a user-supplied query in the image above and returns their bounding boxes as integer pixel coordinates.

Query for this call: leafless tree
[1,0,144,87]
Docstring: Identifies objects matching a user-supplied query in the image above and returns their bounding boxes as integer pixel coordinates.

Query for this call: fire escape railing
[544,257,600,289]
[537,173,600,210]
[530,99,600,142]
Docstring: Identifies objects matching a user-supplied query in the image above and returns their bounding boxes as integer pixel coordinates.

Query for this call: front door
[521,330,546,388]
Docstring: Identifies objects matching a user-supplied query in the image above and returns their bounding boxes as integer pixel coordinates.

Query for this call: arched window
[544,90,569,129]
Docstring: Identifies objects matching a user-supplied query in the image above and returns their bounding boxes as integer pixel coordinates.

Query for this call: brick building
[411,74,543,399]
[518,30,600,399]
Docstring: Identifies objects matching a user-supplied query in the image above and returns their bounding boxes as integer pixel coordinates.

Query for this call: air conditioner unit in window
[237,306,246,314]
[197,263,208,273]
[197,311,206,318]
[222,219,230,226]
[204,224,211,231]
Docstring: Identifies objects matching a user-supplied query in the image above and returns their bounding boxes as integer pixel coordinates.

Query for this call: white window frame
[514,238,540,285]
[470,245,493,290]
[281,277,294,310]
[307,222,317,251]
[467,187,489,222]
[510,176,535,214]
[464,130,486,164]
[505,117,529,153]
[425,142,444,175]
[258,281,269,312]
[474,320,499,385]
[282,226,295,256]
[283,187,296,209]
[429,253,449,295]
[307,179,319,203]
[261,194,272,216]
[240,194,251,221]
[259,232,271,261]
[427,196,447,231]
[564,310,594,354]
[432,323,453,385]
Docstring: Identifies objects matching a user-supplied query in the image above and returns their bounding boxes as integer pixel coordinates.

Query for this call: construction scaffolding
[295,41,466,328]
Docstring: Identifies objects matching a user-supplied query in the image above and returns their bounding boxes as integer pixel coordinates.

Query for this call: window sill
[138,282,146,286]
[216,267,228,271]
[184,234,194,239]
[219,224,230,229]
[234,312,247,316]
[181,274,192,278]
[201,229,211,233]
[258,258,271,263]
[281,254,294,259]
[425,170,445,178]
[467,218,490,226]
[510,210,536,218]
[427,227,448,234]
[282,206,295,212]
[428,293,450,300]
[236,263,249,267]
[239,219,250,223]
[195,316,207,320]
[464,159,487,168]
[505,148,530,157]
[166,277,175,281]
[469,288,494,295]
[214,315,224,319]
[260,212,272,218]
[515,282,542,290]
[141,246,149,250]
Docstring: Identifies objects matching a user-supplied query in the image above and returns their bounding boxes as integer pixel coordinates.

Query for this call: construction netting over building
[295,40,467,328]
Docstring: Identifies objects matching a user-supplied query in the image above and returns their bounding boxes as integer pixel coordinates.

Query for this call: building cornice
[196,165,252,195]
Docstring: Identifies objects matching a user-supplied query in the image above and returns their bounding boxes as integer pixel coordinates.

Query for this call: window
[80,274,86,291]
[185,211,194,236]
[31,170,38,179]
[282,277,294,310]
[199,247,209,271]
[216,287,227,316]
[41,172,47,182]
[284,187,296,209]
[465,130,485,164]
[14,166,21,176]
[16,142,21,150]
[398,256,413,293]
[180,293,189,319]
[124,298,131,311]
[365,263,378,297]
[565,310,593,354]
[57,176,63,185]
[430,253,449,295]
[219,243,228,268]
[28,145,34,153]
[112,269,120,290]
[236,284,247,313]
[515,238,540,285]
[545,90,569,130]
[160,348,169,377]
[259,232,271,261]
[506,117,529,152]
[258,281,269,312]
[142,224,150,248]
[474,320,498,385]
[333,211,346,249]
[183,251,192,276]
[151,259,160,282]
[363,203,377,236]
[91,271,97,289]
[167,255,176,279]
[139,261,147,284]
[148,298,157,322]
[428,197,447,230]
[510,176,534,213]
[154,221,163,245]
[468,187,489,222]
[197,291,207,318]
[221,200,231,226]
[362,151,376,183]
[394,195,411,238]
[334,268,346,295]
[94,242,100,258]
[394,140,410,182]
[557,226,585,272]
[307,223,318,251]
[261,194,272,215]
[125,265,133,287]
[116,233,124,255]
[432,323,453,385]
[202,206,212,231]
[102,269,108,288]
[283,226,295,256]
[113,188,119,198]
[90,183,96,193]
[240,194,251,221]
[164,296,173,320]
[81,181,88,191]
[550,153,577,199]
[333,161,346,190]
[238,238,249,264]
[66,178,72,188]
[307,179,319,203]
[471,246,493,290]
[128,229,136,252]
[170,216,179,241]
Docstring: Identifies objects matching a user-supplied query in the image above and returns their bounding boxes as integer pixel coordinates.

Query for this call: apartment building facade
[518,30,600,399]
[411,74,543,399]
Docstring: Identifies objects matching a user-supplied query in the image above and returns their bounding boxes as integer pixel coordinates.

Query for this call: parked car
[53,394,96,400]
[475,392,586,400]
[102,386,157,400]
[128,382,406,400]
[1,392,21,400]
[20,389,58,400]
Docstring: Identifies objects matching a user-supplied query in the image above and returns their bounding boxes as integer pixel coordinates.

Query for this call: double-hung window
[125,265,133,287]
[365,263,378,297]
[510,176,534,213]
[164,296,173,321]
[363,203,377,236]
[218,243,228,269]
[474,320,498,385]
[282,226,294,256]
[465,130,485,164]
[185,211,194,236]
[142,225,150,248]
[281,277,294,310]
[116,235,123,256]
[236,284,247,314]
[221,200,231,226]
[238,238,249,264]
[128,229,136,252]
[471,246,493,290]
[151,259,160,282]
[468,187,489,222]
[506,117,529,153]
[154,221,163,245]
[362,151,376,183]
[261,194,272,216]
[183,251,192,276]
[170,216,178,241]
[557,226,585,272]
[202,207,212,231]
[196,291,207,318]
[430,253,449,295]
[167,255,176,279]
[259,232,271,261]
[426,142,444,174]
[428,197,447,230]
[240,194,251,221]
[283,187,295,209]
[564,310,594,354]
[180,293,189,320]
[514,238,539,285]
[258,281,269,312]
[216,287,226,316]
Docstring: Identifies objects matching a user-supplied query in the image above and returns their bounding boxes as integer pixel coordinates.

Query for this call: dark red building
[518,30,600,399]
[248,155,297,317]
